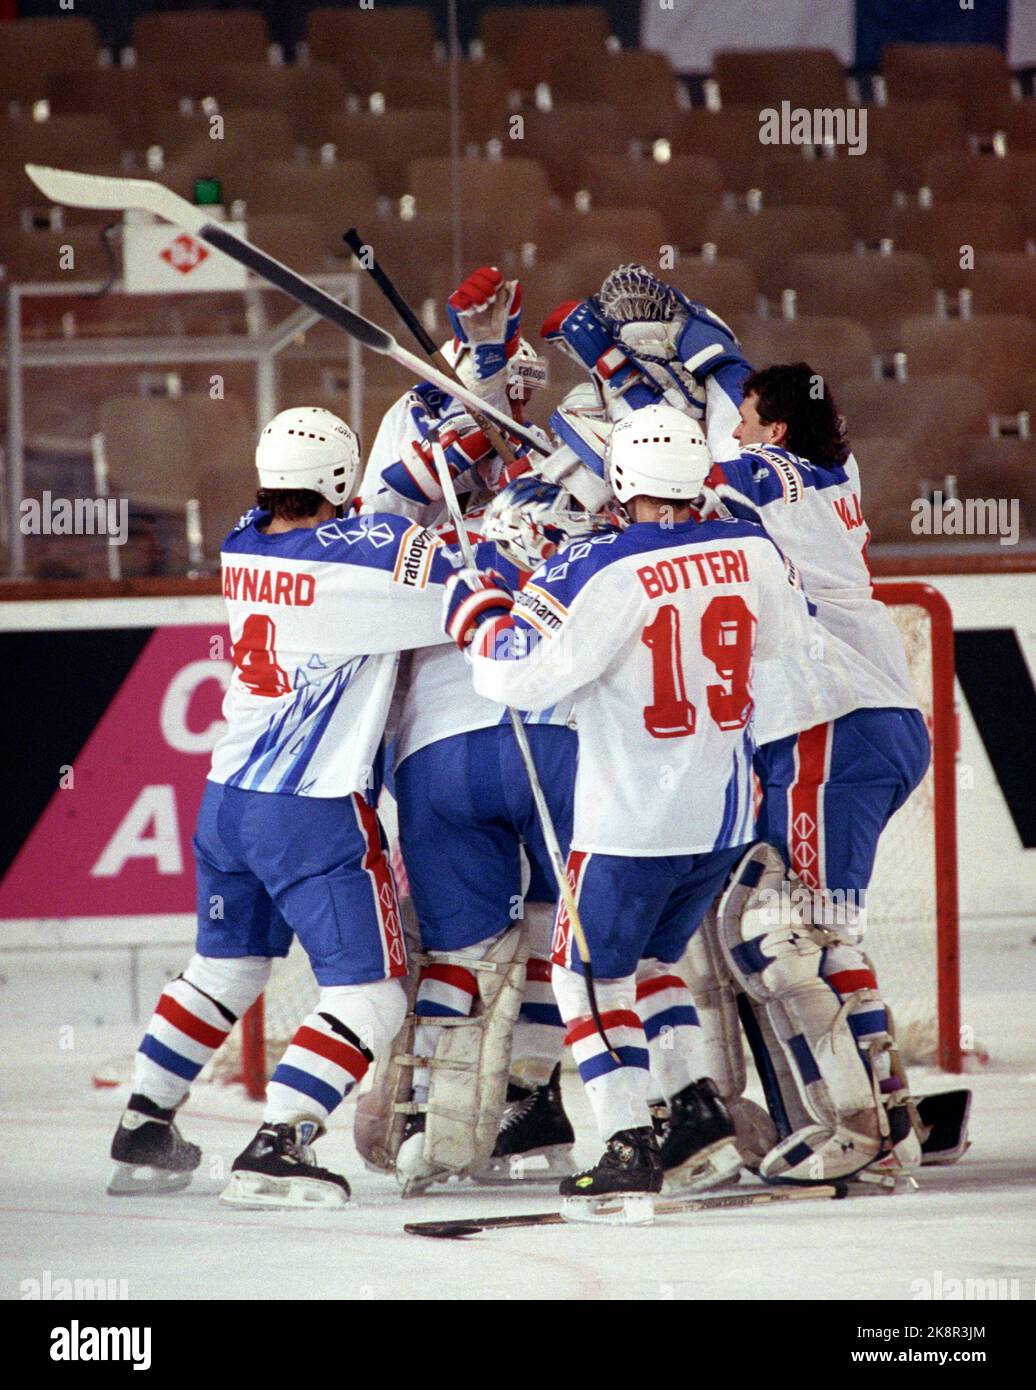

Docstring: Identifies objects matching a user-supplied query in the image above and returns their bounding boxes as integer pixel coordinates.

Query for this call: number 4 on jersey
[641,596,755,740]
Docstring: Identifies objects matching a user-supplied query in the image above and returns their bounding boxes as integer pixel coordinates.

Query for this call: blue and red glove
[447,266,522,384]
[540,299,661,409]
[443,566,514,649]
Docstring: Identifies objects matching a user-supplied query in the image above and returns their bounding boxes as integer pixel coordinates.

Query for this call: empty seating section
[1,10,1034,574]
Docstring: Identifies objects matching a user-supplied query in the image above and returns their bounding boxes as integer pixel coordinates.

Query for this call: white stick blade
[23,164,206,234]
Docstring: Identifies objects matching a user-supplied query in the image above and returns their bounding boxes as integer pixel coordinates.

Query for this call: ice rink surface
[3,922,1034,1302]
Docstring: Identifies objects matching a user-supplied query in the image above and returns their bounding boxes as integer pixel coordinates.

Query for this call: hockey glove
[447,266,522,385]
[443,567,515,649]
[540,299,662,413]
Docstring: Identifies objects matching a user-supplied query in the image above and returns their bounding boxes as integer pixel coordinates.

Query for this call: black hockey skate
[658,1079,744,1193]
[475,1065,576,1184]
[220,1121,351,1210]
[108,1093,201,1196]
[560,1126,663,1202]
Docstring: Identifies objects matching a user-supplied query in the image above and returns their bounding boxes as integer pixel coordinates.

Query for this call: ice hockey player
[704,364,932,1184]
[108,406,460,1208]
[443,403,857,1202]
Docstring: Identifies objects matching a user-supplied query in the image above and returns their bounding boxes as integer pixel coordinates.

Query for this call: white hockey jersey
[392,508,575,769]
[208,509,458,797]
[469,516,858,856]
[708,446,918,713]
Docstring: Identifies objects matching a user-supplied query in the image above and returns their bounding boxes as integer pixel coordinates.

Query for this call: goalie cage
[208,581,962,1100]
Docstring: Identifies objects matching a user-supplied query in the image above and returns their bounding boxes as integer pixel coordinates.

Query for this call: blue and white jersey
[208,509,458,798]
[392,506,575,768]
[468,516,857,856]
[709,446,918,712]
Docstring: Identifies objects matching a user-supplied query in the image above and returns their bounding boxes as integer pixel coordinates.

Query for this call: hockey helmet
[606,403,712,505]
[255,406,361,506]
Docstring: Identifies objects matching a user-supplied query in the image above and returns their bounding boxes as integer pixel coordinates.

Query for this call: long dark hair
[742,362,849,465]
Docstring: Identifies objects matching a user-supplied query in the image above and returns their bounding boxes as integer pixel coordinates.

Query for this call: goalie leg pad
[679,909,745,1102]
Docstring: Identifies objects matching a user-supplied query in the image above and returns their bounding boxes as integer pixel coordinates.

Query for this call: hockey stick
[404,1181,850,1238]
[426,424,619,1064]
[22,164,549,457]
[343,226,522,467]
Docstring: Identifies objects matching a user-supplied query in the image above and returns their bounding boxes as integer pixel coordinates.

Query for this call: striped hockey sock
[411,959,480,1099]
[510,955,566,1088]
[132,976,236,1109]
[635,964,707,1100]
[265,1012,374,1124]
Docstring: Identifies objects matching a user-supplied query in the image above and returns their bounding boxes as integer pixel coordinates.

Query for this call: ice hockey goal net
[210,580,960,1098]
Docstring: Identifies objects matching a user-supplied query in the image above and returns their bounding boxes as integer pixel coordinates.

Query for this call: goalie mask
[256,406,361,506]
[593,264,705,416]
[606,403,712,505]
[481,476,616,573]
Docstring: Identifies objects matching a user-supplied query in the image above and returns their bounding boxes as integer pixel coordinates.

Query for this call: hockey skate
[472,1065,576,1185]
[658,1079,743,1193]
[559,1126,662,1223]
[219,1120,350,1210]
[108,1093,202,1196]
[394,1113,453,1197]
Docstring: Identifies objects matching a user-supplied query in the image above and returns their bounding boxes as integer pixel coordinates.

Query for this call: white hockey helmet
[441,336,548,392]
[605,403,712,505]
[255,407,361,506]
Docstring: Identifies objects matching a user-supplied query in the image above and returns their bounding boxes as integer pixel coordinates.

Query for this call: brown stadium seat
[307,5,437,66]
[518,106,627,197]
[924,152,1036,235]
[97,396,197,513]
[0,163,47,228]
[887,201,1025,292]
[533,207,668,268]
[753,156,894,244]
[580,155,722,249]
[0,226,113,284]
[737,316,874,383]
[545,48,683,142]
[943,438,1036,534]
[408,157,552,248]
[713,48,848,110]
[45,68,181,148]
[666,257,758,324]
[881,44,1013,137]
[205,62,347,146]
[321,110,451,198]
[480,5,610,91]
[704,205,854,301]
[790,251,936,353]
[329,57,512,146]
[863,100,968,191]
[181,394,257,558]
[3,114,125,176]
[243,214,328,275]
[132,9,271,69]
[144,108,296,163]
[969,253,1036,322]
[671,107,775,192]
[900,315,1036,415]
[0,16,99,104]
[240,161,380,257]
[849,438,926,542]
[1002,100,1036,151]
[838,375,992,445]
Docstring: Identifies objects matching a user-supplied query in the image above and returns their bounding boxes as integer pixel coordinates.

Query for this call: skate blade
[219,1171,350,1211]
[107,1163,194,1197]
[471,1145,575,1186]
[663,1139,743,1195]
[561,1192,656,1226]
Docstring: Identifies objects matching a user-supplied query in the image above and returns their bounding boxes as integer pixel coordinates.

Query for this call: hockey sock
[410,938,502,1100]
[820,941,894,1085]
[265,978,406,1125]
[510,954,565,1089]
[635,962,707,1101]
[553,966,653,1141]
[132,954,271,1109]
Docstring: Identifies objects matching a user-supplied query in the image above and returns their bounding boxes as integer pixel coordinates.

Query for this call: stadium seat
[480,5,611,91]
[712,48,848,110]
[671,107,776,192]
[0,226,113,284]
[666,257,758,324]
[736,316,874,383]
[580,154,722,249]
[900,315,1036,415]
[924,152,1036,234]
[545,49,684,142]
[243,214,328,275]
[969,253,1036,321]
[1002,99,1036,151]
[753,155,894,243]
[704,205,854,300]
[240,161,381,257]
[851,437,926,542]
[881,44,1013,137]
[0,16,100,105]
[306,5,437,67]
[533,206,668,267]
[838,375,992,445]
[887,201,1025,291]
[863,100,967,191]
[44,67,181,148]
[180,394,256,556]
[518,106,627,197]
[96,395,197,513]
[132,9,271,69]
[205,62,347,145]
[319,110,451,198]
[3,114,125,177]
[790,251,936,353]
[144,108,296,163]
[408,157,551,248]
[945,438,1036,530]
